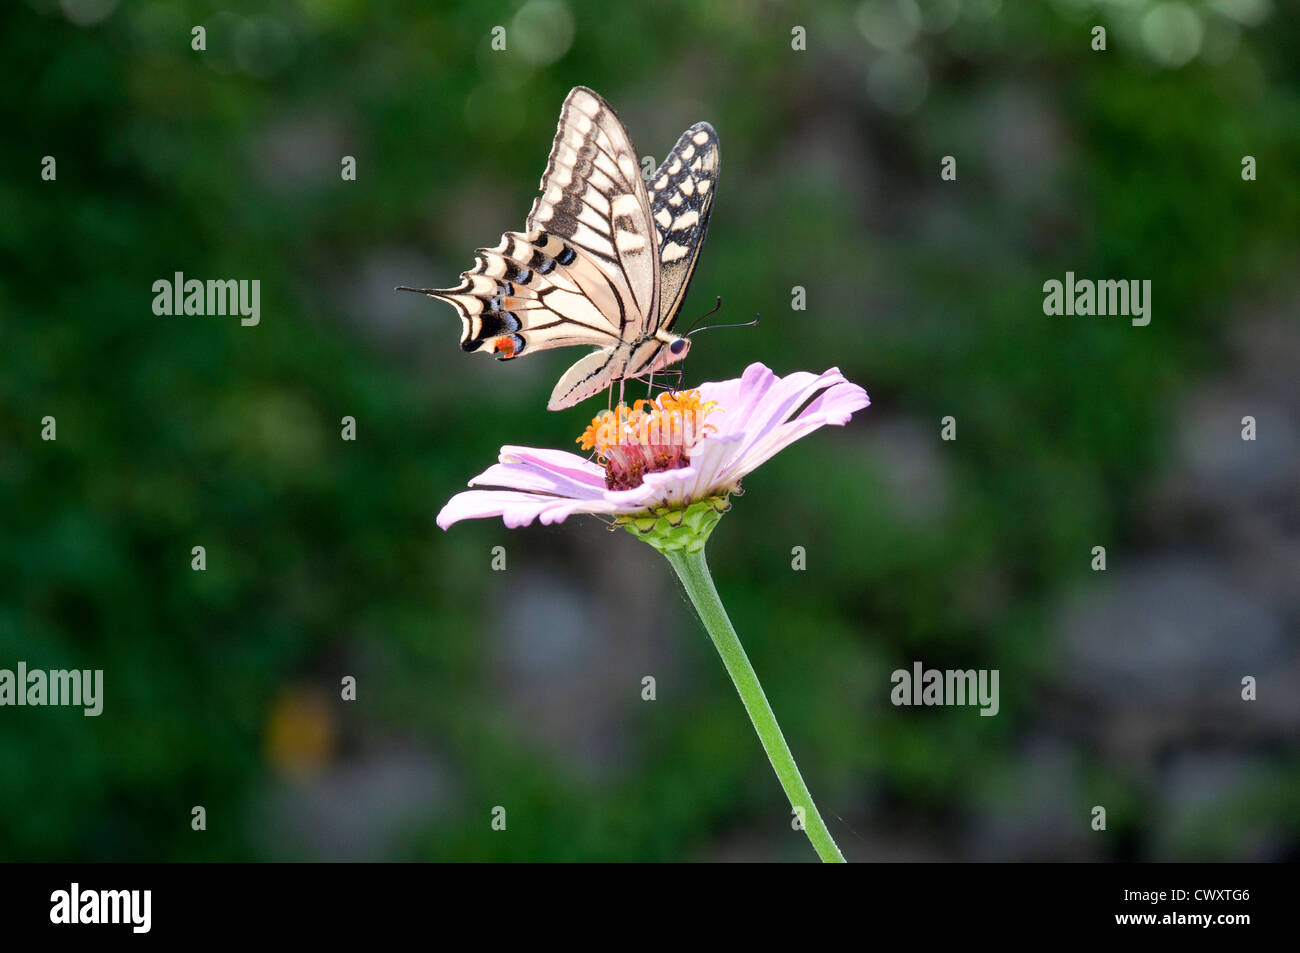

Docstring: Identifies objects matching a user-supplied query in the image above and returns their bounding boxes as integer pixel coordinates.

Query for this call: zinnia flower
[437,361,869,863]
[437,362,869,549]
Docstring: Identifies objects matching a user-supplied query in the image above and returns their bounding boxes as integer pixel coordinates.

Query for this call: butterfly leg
[631,368,683,397]
[584,385,616,464]
[660,368,684,394]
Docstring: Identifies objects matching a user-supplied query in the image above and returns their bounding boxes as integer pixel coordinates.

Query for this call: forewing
[647,121,719,332]
[526,86,659,339]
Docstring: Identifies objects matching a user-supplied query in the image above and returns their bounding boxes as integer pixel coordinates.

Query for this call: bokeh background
[2,0,1298,862]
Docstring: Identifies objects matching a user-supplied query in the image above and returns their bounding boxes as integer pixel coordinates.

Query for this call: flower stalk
[661,545,846,863]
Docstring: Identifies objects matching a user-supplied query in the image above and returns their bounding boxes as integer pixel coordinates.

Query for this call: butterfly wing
[526,86,665,410]
[546,114,720,408]
[410,87,660,406]
[527,86,660,338]
[547,346,623,411]
[410,230,624,360]
[410,87,709,411]
[647,121,719,332]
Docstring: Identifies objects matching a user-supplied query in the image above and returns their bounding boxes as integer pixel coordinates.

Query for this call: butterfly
[399,86,720,410]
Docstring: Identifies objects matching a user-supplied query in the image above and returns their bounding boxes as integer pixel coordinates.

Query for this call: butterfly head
[648,330,690,372]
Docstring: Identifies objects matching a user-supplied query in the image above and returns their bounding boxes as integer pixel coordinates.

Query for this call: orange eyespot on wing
[493,336,517,358]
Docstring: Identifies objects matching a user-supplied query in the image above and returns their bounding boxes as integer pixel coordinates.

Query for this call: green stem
[663,546,846,863]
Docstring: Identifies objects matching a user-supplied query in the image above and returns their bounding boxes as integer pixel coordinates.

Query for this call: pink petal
[437,489,627,530]
[740,368,849,442]
[795,378,871,426]
[636,466,701,510]
[683,432,747,495]
[436,364,869,531]
[698,363,776,438]
[696,365,869,488]
[469,461,609,500]
[695,374,746,425]
[729,379,869,479]
[497,446,606,486]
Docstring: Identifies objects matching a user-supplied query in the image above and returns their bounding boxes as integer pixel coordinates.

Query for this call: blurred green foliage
[1,0,1297,861]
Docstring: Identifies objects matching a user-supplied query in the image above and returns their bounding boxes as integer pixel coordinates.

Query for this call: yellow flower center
[577,390,719,491]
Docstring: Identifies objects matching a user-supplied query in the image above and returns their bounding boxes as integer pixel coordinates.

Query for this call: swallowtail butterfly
[400,86,719,410]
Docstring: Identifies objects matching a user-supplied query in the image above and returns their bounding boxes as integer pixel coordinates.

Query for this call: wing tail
[410,231,622,359]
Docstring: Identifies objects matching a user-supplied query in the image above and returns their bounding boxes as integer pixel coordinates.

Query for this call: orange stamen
[577,389,719,458]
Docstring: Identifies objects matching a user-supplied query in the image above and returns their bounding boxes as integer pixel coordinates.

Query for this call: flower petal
[794,376,871,427]
[695,365,869,486]
[469,461,608,500]
[683,432,747,495]
[698,362,775,438]
[728,377,869,479]
[737,367,850,442]
[497,446,606,486]
[437,489,628,530]
[436,363,869,531]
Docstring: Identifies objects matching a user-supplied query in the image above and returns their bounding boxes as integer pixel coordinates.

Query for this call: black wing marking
[647,121,719,333]
[526,86,658,337]
[406,230,622,361]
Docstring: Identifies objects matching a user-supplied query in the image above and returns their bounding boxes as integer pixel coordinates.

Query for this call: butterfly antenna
[683,296,724,335]
[394,286,444,295]
[688,312,760,337]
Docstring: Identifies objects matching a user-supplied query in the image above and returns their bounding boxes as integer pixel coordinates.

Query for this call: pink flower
[437,363,869,531]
